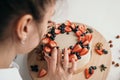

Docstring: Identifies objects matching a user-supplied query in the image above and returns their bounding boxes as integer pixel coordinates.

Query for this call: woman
[0,0,76,80]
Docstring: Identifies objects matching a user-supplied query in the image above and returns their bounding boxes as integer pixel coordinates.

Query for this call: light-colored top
[0,62,22,80]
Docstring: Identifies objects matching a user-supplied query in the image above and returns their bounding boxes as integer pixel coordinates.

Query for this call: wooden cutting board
[27,25,112,80]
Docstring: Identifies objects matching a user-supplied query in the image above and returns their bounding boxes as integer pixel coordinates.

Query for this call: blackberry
[66,32,69,35]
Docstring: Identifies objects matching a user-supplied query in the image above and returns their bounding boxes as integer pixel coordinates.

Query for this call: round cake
[39,21,93,73]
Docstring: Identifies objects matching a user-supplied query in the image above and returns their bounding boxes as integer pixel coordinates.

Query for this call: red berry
[41,38,50,44]
[38,69,47,78]
[72,44,82,52]
[76,31,82,37]
[69,54,78,62]
[44,46,51,53]
[80,48,88,56]
[65,27,72,32]
[49,41,57,48]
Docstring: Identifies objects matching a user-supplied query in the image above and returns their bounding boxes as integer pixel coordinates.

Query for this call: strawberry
[55,29,61,34]
[85,68,94,79]
[65,20,71,26]
[76,31,82,37]
[38,69,47,78]
[78,24,87,33]
[95,49,103,55]
[72,44,82,52]
[49,41,57,48]
[80,48,88,56]
[71,23,76,29]
[69,54,78,62]
[41,38,50,44]
[78,36,86,42]
[44,46,51,53]
[85,33,92,42]
[83,40,89,46]
[65,27,72,32]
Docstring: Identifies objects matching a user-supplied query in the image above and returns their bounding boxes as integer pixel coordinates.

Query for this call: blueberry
[77,55,81,60]
[61,23,66,28]
[69,46,73,49]
[30,65,39,72]
[78,41,83,45]
[89,67,93,74]
[90,66,97,70]
[86,45,90,50]
[71,52,76,54]
[61,30,65,34]
[50,36,55,40]
[66,32,69,35]
[34,65,38,68]
[102,49,108,54]
[81,34,84,36]
[30,65,34,69]
[75,52,79,56]
[73,28,78,33]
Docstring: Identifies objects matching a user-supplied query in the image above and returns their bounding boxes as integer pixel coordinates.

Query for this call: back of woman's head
[0,0,56,41]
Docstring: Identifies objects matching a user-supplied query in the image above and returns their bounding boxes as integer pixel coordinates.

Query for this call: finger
[63,48,69,71]
[50,47,58,72]
[44,55,50,69]
[57,49,62,68]
[69,58,76,74]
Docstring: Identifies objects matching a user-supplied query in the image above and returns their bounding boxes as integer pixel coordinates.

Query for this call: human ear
[16,14,33,44]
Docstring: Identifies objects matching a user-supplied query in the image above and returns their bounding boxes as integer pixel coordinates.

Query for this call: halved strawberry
[44,46,51,53]
[38,68,47,78]
[83,40,89,46]
[69,54,78,62]
[95,49,103,55]
[71,23,76,29]
[55,29,61,34]
[65,27,72,32]
[41,38,50,44]
[85,68,94,79]
[85,33,92,42]
[49,41,57,48]
[80,48,88,56]
[65,20,71,26]
[78,24,87,33]
[78,36,86,42]
[76,31,82,37]
[72,44,82,52]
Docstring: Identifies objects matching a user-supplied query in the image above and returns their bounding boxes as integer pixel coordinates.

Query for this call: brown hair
[0,0,56,41]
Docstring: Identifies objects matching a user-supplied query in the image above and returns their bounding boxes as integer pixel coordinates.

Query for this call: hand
[36,48,76,80]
